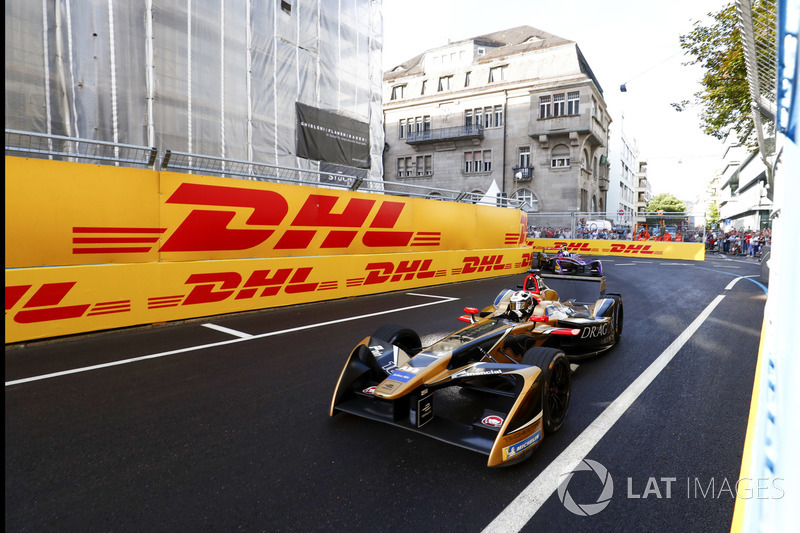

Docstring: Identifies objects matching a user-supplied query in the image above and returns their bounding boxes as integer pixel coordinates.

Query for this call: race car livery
[330,272,622,467]
[536,247,603,276]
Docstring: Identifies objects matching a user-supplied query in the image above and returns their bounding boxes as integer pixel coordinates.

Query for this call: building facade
[606,113,638,226]
[717,139,772,230]
[382,26,611,213]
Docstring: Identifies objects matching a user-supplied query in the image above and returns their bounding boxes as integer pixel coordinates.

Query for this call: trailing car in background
[330,272,622,467]
[536,247,603,276]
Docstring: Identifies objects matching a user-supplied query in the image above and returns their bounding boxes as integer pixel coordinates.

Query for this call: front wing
[330,341,547,467]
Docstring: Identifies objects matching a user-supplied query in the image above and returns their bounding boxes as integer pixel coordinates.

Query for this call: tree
[674,3,753,147]
[646,193,687,213]
[706,201,721,230]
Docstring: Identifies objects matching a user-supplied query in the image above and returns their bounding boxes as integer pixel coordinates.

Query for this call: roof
[383,25,574,82]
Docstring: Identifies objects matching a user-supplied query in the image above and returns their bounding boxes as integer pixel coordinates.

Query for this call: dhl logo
[5,282,131,324]
[5,255,517,325]
[550,241,658,255]
[71,184,529,255]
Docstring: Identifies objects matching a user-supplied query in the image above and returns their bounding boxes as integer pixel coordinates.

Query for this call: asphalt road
[5,254,767,532]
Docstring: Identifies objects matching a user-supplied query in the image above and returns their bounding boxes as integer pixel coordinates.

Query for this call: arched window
[591,195,598,212]
[512,188,539,211]
[551,144,570,168]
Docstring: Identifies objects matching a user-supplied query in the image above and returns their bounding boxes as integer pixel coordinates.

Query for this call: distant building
[382,26,611,214]
[606,112,638,226]
[635,159,651,222]
[717,138,772,230]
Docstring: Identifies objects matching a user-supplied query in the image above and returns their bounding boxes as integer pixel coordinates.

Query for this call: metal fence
[5,129,527,209]
[5,129,158,168]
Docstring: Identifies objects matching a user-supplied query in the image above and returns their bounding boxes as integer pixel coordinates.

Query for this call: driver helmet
[509,290,535,317]
[557,246,570,258]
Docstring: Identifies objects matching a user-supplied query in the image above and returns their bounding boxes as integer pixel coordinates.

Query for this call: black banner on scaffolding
[296,102,370,169]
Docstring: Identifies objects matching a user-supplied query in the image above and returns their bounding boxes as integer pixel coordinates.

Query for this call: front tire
[521,347,571,434]
[371,325,422,357]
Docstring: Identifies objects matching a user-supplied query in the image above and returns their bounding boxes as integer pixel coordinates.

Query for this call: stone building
[382,26,611,213]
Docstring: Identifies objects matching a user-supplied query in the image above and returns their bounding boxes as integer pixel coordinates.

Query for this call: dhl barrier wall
[529,238,705,261]
[5,157,532,343]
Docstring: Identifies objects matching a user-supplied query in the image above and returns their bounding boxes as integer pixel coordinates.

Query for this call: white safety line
[202,323,253,339]
[5,293,459,387]
[725,275,759,291]
[614,263,637,266]
[482,294,725,533]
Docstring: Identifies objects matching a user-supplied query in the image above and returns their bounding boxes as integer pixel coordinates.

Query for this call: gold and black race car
[330,272,623,467]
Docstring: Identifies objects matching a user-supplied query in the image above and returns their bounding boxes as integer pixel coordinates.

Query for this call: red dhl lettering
[462,255,506,274]
[158,184,414,253]
[6,283,132,324]
[609,243,655,255]
[552,241,592,252]
[362,260,435,285]
[183,267,319,305]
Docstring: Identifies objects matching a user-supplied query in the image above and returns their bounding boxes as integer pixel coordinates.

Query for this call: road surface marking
[5,293,458,387]
[202,323,253,338]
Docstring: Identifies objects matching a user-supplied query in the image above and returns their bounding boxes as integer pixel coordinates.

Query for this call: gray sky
[382,0,731,203]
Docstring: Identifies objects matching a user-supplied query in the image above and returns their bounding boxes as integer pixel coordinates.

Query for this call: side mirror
[458,306,480,323]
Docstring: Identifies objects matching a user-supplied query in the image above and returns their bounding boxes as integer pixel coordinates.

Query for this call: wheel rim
[546,359,570,422]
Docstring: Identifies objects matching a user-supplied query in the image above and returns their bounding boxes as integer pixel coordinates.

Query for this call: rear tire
[521,347,571,434]
[371,325,422,357]
[606,294,624,343]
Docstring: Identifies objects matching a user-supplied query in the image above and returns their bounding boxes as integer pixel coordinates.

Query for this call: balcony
[528,110,606,147]
[406,124,484,145]
[598,176,609,191]
[512,165,534,181]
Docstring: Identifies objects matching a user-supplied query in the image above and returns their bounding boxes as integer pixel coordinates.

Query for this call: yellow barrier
[529,238,705,261]
[5,249,532,343]
[5,156,531,342]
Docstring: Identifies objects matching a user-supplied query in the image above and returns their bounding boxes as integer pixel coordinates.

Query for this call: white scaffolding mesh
[4,0,385,180]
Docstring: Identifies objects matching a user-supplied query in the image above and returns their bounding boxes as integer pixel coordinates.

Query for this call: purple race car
[536,247,603,276]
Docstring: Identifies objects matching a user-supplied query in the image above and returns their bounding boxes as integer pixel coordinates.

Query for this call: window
[423,116,431,132]
[551,144,570,168]
[465,71,471,87]
[539,96,551,119]
[397,157,411,177]
[494,105,503,127]
[552,94,565,117]
[484,107,493,128]
[421,80,427,95]
[488,65,507,83]
[465,110,473,127]
[280,1,291,15]
[512,189,539,211]
[390,85,405,100]
[567,91,579,115]
[438,75,453,92]
[416,155,433,176]
[399,119,405,139]
[464,150,491,173]
[518,146,531,167]
[475,108,483,127]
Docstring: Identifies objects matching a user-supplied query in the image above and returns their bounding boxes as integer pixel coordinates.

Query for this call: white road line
[202,323,253,339]
[725,275,759,291]
[5,293,459,387]
[482,294,725,533]
[614,263,636,266]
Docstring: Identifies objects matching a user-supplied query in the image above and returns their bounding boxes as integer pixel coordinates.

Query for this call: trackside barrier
[4,156,531,343]
[528,238,705,261]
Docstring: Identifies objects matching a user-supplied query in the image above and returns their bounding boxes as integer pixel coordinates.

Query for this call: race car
[330,272,623,467]
[536,247,603,276]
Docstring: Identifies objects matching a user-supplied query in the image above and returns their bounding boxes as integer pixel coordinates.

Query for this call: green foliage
[676,2,774,150]
[647,193,687,213]
[706,201,720,230]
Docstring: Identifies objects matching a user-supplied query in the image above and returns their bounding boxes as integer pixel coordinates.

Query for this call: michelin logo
[502,430,542,461]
